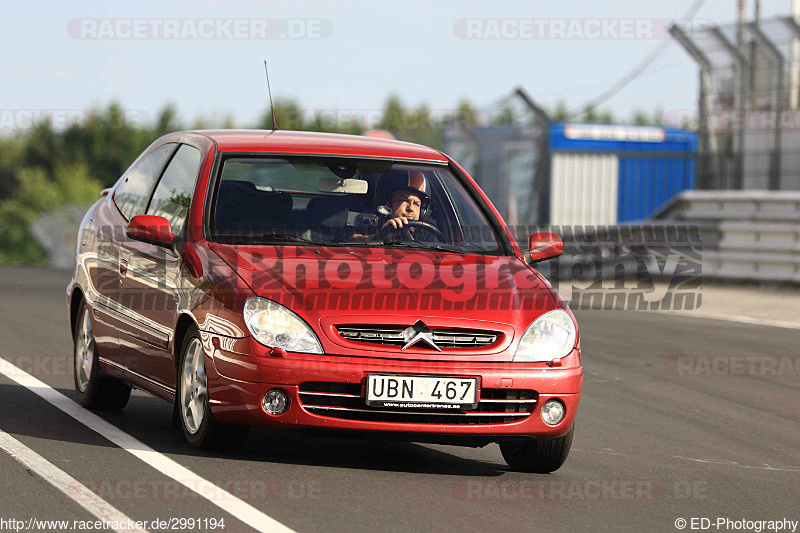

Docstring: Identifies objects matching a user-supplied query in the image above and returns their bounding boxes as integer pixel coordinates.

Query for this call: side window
[436,169,500,249]
[114,144,176,220]
[146,145,202,235]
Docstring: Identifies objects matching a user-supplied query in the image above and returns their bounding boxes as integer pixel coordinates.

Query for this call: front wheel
[73,300,131,410]
[499,425,574,473]
[177,327,248,450]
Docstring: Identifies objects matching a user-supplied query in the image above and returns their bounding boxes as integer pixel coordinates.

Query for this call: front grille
[336,325,497,349]
[298,382,536,425]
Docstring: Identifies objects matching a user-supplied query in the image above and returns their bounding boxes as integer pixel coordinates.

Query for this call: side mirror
[526,232,563,264]
[126,215,176,248]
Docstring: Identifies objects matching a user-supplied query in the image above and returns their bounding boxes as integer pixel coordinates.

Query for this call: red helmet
[384,170,430,208]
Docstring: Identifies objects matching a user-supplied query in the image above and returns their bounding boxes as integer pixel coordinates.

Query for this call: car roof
[190,129,449,162]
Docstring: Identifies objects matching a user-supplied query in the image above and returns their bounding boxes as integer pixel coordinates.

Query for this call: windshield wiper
[382,239,475,254]
[252,232,318,245]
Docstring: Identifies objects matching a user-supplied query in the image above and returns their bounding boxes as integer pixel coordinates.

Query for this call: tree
[155,103,181,136]
[63,102,153,186]
[0,201,47,265]
[375,96,444,149]
[258,99,304,130]
[192,111,235,130]
[0,162,102,265]
[0,137,24,200]
[306,110,364,135]
[455,99,479,127]
[492,105,517,126]
[21,121,64,177]
[378,95,406,131]
[582,104,615,124]
[632,109,650,125]
[651,106,665,126]
[553,100,571,122]
[631,105,665,126]
[398,103,443,149]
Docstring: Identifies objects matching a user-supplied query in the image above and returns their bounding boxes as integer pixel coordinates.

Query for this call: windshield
[210,156,506,254]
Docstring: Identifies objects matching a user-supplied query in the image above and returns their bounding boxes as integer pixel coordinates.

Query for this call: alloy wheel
[181,338,208,434]
[74,308,95,392]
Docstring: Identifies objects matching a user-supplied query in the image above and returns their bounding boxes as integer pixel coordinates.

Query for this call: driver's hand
[381,216,412,230]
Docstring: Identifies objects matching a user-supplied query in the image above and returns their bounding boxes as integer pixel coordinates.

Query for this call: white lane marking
[673,455,800,472]
[0,358,295,533]
[0,429,149,533]
[639,309,800,330]
[572,448,629,457]
[574,449,800,472]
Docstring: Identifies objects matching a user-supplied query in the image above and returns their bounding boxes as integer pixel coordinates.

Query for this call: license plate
[365,374,478,409]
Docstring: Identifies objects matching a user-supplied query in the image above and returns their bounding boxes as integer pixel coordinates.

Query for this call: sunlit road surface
[0,267,797,532]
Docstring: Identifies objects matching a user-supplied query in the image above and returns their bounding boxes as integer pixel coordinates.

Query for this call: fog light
[262,389,289,415]
[541,399,565,426]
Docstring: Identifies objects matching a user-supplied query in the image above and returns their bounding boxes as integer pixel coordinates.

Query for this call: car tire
[177,326,249,450]
[499,425,574,473]
[73,300,131,411]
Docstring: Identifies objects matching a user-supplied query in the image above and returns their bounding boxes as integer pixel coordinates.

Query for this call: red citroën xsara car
[68,130,582,473]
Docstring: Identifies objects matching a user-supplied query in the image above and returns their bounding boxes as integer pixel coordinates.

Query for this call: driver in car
[350,171,431,241]
[382,171,429,232]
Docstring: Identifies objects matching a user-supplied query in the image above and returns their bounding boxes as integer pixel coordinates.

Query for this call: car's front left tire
[73,300,131,410]
[499,424,574,473]
[177,326,249,450]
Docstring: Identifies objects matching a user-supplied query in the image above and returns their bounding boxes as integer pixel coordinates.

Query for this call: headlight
[513,309,576,362]
[243,297,323,354]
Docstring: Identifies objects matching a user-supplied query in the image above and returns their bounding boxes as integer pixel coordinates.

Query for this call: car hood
[209,244,559,360]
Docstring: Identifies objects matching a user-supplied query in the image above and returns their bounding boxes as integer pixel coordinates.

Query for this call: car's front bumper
[206,346,582,440]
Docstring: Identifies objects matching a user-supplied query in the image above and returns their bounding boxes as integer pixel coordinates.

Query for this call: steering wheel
[378,220,447,242]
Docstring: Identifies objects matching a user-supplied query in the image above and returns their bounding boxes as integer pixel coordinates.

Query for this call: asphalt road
[0,266,798,533]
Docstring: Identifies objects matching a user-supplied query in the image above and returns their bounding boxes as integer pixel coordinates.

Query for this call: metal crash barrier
[655,190,800,283]
[532,191,799,290]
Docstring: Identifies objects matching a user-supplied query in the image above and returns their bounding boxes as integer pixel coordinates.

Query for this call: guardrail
[29,204,89,270]
[535,191,800,285]
[534,222,712,282]
[655,191,800,283]
[654,191,800,222]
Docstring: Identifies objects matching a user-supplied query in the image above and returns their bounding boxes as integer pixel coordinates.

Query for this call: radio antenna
[263,60,279,130]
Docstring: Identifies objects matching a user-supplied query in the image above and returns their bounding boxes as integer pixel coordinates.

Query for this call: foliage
[0,102,153,265]
[455,99,479,127]
[581,104,615,124]
[0,202,47,265]
[0,162,102,265]
[375,95,444,150]
[155,103,181,136]
[632,105,666,126]
[547,100,618,124]
[552,100,571,122]
[257,99,362,134]
[491,105,517,127]
[0,93,670,266]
